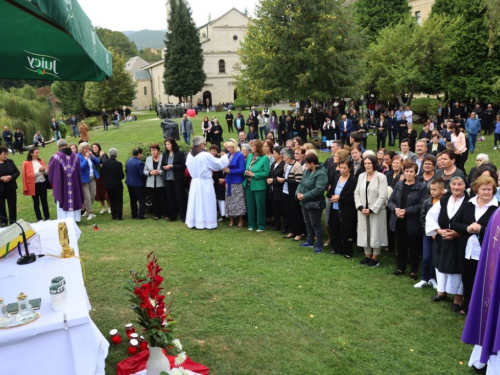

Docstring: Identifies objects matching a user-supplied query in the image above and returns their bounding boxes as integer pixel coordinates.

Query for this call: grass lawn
[11,109,493,374]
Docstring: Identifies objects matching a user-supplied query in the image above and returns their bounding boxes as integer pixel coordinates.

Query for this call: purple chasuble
[462,209,500,363]
[48,150,85,211]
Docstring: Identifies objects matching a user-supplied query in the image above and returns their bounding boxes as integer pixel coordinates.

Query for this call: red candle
[128,339,139,355]
[139,336,148,351]
[125,323,135,338]
[110,329,121,344]
[130,333,139,341]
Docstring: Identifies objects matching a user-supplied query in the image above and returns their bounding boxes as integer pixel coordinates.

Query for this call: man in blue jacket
[125,148,146,219]
[465,112,481,154]
[339,114,353,146]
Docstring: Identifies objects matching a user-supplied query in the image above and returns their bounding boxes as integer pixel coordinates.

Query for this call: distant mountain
[124,29,166,50]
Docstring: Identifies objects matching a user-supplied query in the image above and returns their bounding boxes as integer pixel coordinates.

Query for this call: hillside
[125,29,166,50]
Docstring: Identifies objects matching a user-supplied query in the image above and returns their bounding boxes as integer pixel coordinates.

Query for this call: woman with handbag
[296,153,329,253]
[22,147,50,222]
[355,155,389,267]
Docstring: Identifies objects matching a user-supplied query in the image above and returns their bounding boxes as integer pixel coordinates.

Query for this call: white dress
[185,152,229,229]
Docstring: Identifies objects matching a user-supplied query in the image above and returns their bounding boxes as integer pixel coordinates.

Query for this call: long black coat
[329,174,357,233]
[161,150,186,181]
[388,180,428,235]
[269,160,285,200]
[101,158,124,190]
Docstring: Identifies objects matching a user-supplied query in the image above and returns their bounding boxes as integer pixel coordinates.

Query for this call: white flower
[149,298,157,308]
[172,339,183,351]
[170,368,189,375]
[174,351,187,366]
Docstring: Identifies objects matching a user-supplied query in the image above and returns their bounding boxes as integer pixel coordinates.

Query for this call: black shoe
[359,257,371,265]
[367,259,380,268]
[281,229,287,234]
[116,217,123,220]
[329,250,339,255]
[451,303,462,313]
[410,273,418,280]
[432,294,447,302]
[137,217,145,220]
[393,270,404,276]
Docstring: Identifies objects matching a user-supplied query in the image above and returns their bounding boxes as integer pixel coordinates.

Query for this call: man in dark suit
[427,133,446,156]
[411,139,437,174]
[339,114,353,146]
[234,112,245,133]
[376,114,388,149]
[50,118,61,141]
[250,106,258,118]
[246,112,259,132]
[125,147,146,219]
[101,148,125,220]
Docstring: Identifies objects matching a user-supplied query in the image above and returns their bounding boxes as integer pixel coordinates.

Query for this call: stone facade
[134,7,249,109]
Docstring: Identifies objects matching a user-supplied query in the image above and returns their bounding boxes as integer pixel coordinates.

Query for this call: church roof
[133,70,151,81]
[197,7,248,29]
[125,56,150,71]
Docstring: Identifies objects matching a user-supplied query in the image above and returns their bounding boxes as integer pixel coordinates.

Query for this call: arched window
[219,59,225,73]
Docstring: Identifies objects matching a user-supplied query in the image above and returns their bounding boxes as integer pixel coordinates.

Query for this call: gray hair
[192,136,205,147]
[280,147,294,160]
[109,148,118,158]
[240,143,251,152]
[450,176,466,185]
[476,153,489,162]
[78,142,89,154]
[363,150,375,158]
[57,139,68,148]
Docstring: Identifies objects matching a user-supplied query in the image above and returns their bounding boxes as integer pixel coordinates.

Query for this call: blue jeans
[259,126,266,140]
[469,134,477,152]
[72,126,80,137]
[53,131,61,141]
[421,235,436,282]
[183,133,191,145]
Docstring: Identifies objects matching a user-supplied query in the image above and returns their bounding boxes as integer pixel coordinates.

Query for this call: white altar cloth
[0,219,108,375]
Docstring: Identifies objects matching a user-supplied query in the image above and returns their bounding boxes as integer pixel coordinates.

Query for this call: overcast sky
[78,0,259,31]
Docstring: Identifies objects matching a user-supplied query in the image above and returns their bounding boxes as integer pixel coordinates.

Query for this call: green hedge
[411,98,439,121]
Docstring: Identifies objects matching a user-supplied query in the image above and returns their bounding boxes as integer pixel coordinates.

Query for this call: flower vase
[146,346,170,375]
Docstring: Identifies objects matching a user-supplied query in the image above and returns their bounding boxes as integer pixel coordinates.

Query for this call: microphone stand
[0,215,36,265]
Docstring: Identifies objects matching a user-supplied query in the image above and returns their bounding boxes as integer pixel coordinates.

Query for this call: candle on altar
[128,339,139,355]
[125,323,135,338]
[110,329,121,344]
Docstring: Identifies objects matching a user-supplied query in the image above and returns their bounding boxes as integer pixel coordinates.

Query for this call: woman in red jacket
[22,147,50,221]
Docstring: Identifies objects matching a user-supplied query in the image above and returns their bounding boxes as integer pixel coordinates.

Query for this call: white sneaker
[108,208,112,214]
[414,280,428,288]
[495,146,498,150]
[87,214,96,220]
[256,229,264,232]
[100,208,106,214]
[82,211,88,217]
[428,279,438,289]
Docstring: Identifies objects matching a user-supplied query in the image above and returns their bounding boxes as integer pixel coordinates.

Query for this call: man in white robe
[185,136,229,229]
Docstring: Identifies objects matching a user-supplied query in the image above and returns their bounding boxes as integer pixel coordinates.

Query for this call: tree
[236,0,362,105]
[84,50,136,112]
[353,0,411,42]
[431,0,500,102]
[363,15,458,106]
[163,0,206,101]
[51,81,86,116]
[95,27,139,60]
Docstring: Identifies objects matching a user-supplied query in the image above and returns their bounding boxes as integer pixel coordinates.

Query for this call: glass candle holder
[128,339,139,355]
[125,323,135,338]
[139,336,148,351]
[17,292,35,322]
[130,333,139,341]
[0,298,14,327]
[110,329,122,344]
[50,283,68,312]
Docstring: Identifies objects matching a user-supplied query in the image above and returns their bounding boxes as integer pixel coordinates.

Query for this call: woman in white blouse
[425,176,467,313]
[22,147,50,221]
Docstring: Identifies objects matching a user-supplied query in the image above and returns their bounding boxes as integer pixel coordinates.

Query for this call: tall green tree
[431,0,500,102]
[83,51,136,112]
[363,15,458,106]
[236,0,362,104]
[353,0,411,41]
[96,27,140,60]
[163,0,206,101]
[51,81,86,116]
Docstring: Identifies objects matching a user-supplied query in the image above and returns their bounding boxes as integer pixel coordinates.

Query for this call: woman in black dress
[267,146,285,231]
[210,118,223,149]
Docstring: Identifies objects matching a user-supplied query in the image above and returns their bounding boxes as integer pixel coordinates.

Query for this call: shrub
[411,98,439,121]
[233,97,255,110]
[85,117,98,129]
[59,123,68,139]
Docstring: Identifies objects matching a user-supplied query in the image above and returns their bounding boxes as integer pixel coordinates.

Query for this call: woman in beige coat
[79,122,90,142]
[354,155,388,268]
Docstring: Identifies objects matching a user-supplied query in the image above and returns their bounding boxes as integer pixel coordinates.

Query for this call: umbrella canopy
[0,0,112,81]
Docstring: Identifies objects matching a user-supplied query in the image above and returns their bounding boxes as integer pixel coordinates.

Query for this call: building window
[219,59,225,73]
[233,35,238,41]
[415,11,421,25]
[144,86,147,96]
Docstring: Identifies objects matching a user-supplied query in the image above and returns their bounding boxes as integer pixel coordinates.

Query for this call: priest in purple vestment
[462,208,500,372]
[48,139,85,221]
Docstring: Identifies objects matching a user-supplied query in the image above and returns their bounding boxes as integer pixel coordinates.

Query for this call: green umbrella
[0,0,112,81]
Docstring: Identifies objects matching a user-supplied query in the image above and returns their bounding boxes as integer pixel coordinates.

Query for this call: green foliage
[233,97,254,110]
[51,81,87,116]
[84,50,137,112]
[236,0,362,104]
[411,98,439,120]
[59,122,68,139]
[163,0,206,99]
[0,85,52,141]
[431,0,500,102]
[139,47,162,64]
[95,27,139,60]
[353,0,411,41]
[363,15,458,106]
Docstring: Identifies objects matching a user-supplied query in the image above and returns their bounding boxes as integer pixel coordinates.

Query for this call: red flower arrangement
[123,252,179,351]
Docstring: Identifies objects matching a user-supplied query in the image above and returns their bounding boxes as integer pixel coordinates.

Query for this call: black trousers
[0,189,16,226]
[302,207,323,246]
[377,134,386,149]
[361,137,367,149]
[386,210,395,251]
[341,135,350,147]
[164,179,187,221]
[462,258,478,313]
[127,185,146,219]
[272,198,284,231]
[329,209,354,256]
[227,121,233,132]
[283,193,305,235]
[150,186,169,219]
[32,182,49,221]
[106,187,123,219]
[14,141,23,154]
[395,221,422,273]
